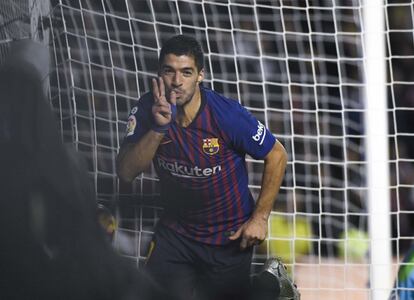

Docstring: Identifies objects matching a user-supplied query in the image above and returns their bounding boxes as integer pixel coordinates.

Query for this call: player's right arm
[116,131,164,182]
[116,78,176,182]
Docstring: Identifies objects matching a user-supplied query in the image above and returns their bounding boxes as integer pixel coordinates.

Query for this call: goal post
[13,0,414,299]
[363,1,392,298]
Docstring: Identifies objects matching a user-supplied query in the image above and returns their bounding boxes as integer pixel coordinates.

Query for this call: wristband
[152,103,177,133]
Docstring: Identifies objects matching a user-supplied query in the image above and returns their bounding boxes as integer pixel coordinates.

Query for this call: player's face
[159,54,204,106]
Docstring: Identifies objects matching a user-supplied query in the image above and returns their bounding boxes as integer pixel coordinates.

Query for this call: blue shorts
[145,224,253,300]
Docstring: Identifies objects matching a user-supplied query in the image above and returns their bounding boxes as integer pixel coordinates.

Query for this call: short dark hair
[159,35,204,72]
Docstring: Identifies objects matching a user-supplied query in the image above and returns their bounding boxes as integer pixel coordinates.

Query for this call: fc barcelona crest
[202,138,220,155]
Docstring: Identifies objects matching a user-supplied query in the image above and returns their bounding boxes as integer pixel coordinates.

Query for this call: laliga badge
[126,115,136,136]
[130,106,138,115]
[202,138,220,155]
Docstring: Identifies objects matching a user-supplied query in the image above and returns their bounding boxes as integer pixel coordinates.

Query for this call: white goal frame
[364,1,392,299]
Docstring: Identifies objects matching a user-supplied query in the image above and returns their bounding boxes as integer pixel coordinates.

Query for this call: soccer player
[116,34,288,300]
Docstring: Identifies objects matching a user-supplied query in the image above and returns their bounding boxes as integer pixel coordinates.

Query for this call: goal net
[0,0,49,64]
[34,0,414,299]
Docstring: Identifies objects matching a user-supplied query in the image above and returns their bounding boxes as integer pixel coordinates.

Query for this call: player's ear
[197,68,205,83]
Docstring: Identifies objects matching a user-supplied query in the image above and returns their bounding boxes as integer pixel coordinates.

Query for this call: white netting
[41,0,414,299]
[0,0,49,63]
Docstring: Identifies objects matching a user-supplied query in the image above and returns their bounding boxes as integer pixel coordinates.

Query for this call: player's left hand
[229,216,268,250]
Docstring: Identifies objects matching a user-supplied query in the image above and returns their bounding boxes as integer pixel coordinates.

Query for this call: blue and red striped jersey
[124,86,276,245]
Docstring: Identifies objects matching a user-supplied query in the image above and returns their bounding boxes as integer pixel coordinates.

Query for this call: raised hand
[151,77,176,131]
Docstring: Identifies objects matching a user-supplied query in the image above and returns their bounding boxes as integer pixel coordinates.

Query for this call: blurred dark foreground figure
[0,41,169,300]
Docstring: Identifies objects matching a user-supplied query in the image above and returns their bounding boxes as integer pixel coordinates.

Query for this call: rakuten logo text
[157,158,221,178]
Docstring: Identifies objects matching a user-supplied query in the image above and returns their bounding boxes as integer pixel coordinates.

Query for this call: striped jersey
[124,86,276,245]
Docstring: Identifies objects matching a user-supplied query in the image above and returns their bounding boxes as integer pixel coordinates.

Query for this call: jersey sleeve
[123,94,153,143]
[222,103,276,160]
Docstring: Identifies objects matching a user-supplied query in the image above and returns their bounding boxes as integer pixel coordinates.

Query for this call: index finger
[152,78,160,102]
[158,77,165,98]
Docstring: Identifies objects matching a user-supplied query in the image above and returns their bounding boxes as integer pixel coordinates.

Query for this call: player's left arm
[230,140,287,249]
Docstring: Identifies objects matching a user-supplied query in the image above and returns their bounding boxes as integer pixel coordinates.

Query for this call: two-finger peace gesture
[151,77,176,133]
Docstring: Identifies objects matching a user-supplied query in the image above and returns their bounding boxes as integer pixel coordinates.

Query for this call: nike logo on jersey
[157,158,221,178]
[252,120,266,145]
[160,137,173,145]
